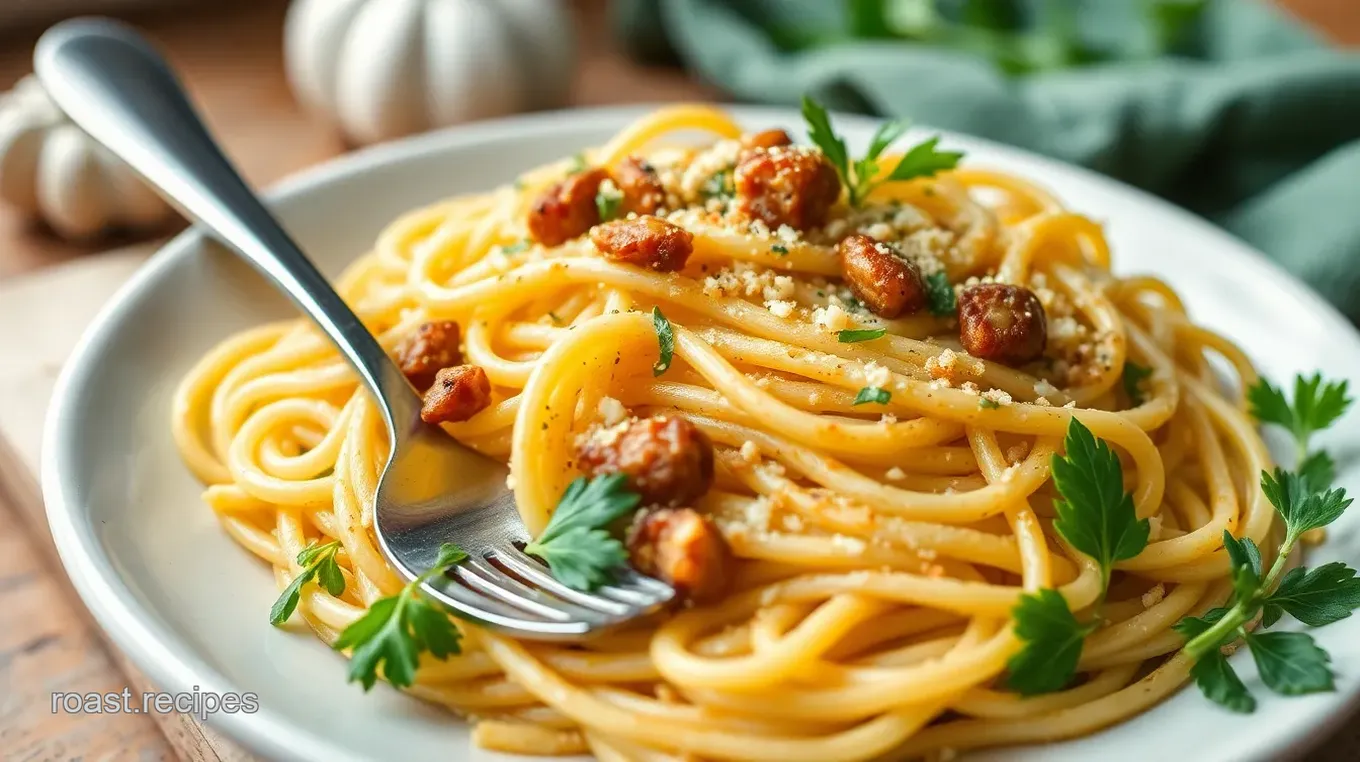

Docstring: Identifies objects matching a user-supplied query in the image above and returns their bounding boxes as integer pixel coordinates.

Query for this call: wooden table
[0,1,1353,760]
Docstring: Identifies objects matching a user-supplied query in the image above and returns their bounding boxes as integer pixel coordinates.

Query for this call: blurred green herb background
[770,0,1209,75]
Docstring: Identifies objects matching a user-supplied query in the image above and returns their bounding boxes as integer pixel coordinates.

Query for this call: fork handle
[34,18,424,433]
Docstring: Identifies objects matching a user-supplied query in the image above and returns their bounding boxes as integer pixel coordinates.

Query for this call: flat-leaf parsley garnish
[595,181,623,222]
[332,543,468,690]
[270,540,345,625]
[1051,418,1151,591]
[1122,362,1153,407]
[838,327,886,343]
[1007,418,1150,694]
[652,306,674,376]
[853,386,890,406]
[925,271,956,316]
[1248,373,1351,460]
[1006,589,1098,695]
[525,475,643,591]
[802,96,962,207]
[1173,372,1360,713]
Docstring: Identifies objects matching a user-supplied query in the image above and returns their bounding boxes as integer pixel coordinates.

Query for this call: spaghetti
[172,105,1271,760]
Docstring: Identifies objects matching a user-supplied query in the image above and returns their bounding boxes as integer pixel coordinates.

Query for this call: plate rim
[40,103,1360,762]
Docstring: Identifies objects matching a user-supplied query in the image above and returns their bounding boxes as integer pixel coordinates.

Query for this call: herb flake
[853,386,891,406]
[651,307,674,376]
[838,327,886,343]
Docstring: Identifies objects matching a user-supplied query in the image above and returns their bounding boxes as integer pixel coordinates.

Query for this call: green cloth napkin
[613,0,1360,322]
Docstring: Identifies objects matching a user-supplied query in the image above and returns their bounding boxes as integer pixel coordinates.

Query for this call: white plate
[42,106,1360,762]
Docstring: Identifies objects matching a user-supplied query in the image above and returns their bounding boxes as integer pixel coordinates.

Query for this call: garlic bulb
[285,0,576,146]
[0,76,172,240]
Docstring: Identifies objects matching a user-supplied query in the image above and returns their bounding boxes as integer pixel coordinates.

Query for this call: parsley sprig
[1006,418,1149,694]
[1249,373,1351,480]
[1173,373,1359,713]
[333,543,468,691]
[271,540,346,625]
[801,96,963,208]
[525,475,642,591]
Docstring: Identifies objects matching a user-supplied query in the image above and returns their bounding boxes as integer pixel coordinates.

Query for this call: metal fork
[35,19,674,639]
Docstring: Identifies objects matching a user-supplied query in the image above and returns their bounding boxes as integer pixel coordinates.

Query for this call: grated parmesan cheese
[885,467,907,481]
[597,396,627,426]
[765,299,796,318]
[980,389,1013,406]
[812,304,851,332]
[863,361,892,388]
[740,440,761,464]
[678,139,742,202]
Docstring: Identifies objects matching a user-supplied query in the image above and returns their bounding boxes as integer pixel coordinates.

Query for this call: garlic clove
[37,124,112,240]
[334,0,430,144]
[422,0,521,126]
[496,0,575,111]
[284,0,368,118]
[0,110,46,213]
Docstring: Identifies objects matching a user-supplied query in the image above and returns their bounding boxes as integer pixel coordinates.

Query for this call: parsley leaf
[1263,562,1360,628]
[802,96,962,206]
[332,542,468,690]
[1006,589,1096,695]
[1189,650,1257,713]
[567,152,588,174]
[838,327,886,343]
[883,136,965,183]
[1122,362,1153,407]
[865,118,911,161]
[500,240,529,254]
[853,386,891,406]
[979,397,1000,410]
[850,119,913,197]
[651,307,674,376]
[1248,374,1352,455]
[528,527,629,590]
[1247,630,1334,695]
[525,474,642,591]
[1222,530,1262,601]
[270,540,345,625]
[800,96,850,188]
[595,182,624,222]
[1299,449,1337,493]
[925,271,956,316]
[1261,468,1352,541]
[771,243,789,256]
[1050,418,1151,590]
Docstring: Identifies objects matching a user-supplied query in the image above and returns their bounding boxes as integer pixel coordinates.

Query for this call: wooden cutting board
[0,245,258,762]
